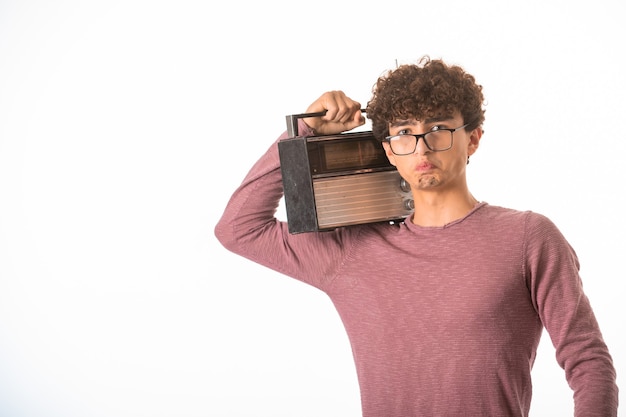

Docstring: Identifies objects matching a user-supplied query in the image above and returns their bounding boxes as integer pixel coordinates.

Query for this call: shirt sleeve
[214,120,360,291]
[524,213,619,416]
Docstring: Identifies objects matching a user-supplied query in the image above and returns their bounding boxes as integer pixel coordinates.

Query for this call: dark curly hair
[366,56,486,141]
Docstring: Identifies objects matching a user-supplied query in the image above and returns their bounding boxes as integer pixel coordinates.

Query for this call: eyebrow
[389,115,454,128]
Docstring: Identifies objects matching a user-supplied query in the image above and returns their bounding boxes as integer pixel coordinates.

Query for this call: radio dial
[404,199,415,211]
[400,178,411,192]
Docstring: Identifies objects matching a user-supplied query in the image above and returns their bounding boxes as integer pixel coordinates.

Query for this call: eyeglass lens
[389,130,453,154]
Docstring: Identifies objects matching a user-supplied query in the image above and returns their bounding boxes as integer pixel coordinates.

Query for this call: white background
[1,1,624,416]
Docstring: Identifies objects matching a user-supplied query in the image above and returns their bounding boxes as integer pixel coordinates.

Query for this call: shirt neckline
[405,201,488,231]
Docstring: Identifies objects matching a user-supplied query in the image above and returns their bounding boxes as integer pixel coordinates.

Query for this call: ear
[467,127,483,157]
[382,142,398,167]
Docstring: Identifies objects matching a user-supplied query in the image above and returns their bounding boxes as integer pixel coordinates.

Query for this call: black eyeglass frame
[383,123,469,155]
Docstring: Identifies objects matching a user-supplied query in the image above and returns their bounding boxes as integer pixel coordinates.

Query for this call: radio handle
[285,109,366,138]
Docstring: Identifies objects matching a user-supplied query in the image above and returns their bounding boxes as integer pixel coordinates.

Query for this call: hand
[303,91,365,135]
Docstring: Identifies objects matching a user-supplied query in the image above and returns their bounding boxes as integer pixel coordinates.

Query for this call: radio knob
[404,199,415,210]
[400,178,411,192]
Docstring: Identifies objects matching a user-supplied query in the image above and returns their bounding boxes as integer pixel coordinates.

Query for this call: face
[382,112,481,194]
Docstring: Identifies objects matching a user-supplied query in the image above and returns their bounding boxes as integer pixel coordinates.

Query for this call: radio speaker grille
[313,170,413,229]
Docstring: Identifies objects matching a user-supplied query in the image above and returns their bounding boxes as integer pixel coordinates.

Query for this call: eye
[397,129,411,135]
[429,125,443,132]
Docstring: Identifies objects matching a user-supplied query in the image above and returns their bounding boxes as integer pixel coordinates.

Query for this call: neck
[410,190,479,227]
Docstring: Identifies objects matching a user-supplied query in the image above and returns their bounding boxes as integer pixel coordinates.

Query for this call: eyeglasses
[383,124,468,155]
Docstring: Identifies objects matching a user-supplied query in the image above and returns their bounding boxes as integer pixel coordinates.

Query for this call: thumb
[344,109,366,131]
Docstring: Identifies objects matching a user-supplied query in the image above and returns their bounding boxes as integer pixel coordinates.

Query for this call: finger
[325,92,361,124]
[342,109,366,131]
[353,109,366,126]
[320,91,345,121]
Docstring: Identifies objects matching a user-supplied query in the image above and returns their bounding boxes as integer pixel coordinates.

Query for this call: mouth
[415,161,436,172]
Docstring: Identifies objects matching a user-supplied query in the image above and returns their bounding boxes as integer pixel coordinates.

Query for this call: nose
[413,136,430,155]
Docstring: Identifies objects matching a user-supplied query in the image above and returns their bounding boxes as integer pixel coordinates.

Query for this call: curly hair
[366,56,486,141]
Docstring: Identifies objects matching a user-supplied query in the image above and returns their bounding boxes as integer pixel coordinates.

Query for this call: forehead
[389,111,462,128]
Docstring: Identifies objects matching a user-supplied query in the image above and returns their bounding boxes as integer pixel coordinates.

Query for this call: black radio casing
[278,112,414,234]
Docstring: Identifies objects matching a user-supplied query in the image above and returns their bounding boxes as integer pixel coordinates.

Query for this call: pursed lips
[415,161,436,172]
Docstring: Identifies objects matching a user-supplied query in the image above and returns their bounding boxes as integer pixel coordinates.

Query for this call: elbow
[214,218,237,252]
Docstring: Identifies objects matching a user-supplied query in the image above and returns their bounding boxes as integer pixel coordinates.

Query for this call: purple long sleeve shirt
[214,121,618,416]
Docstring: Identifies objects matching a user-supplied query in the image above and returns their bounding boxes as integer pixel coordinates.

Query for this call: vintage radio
[278,110,414,234]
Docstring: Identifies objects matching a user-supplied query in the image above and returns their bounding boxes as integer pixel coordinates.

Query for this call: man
[214,57,618,416]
